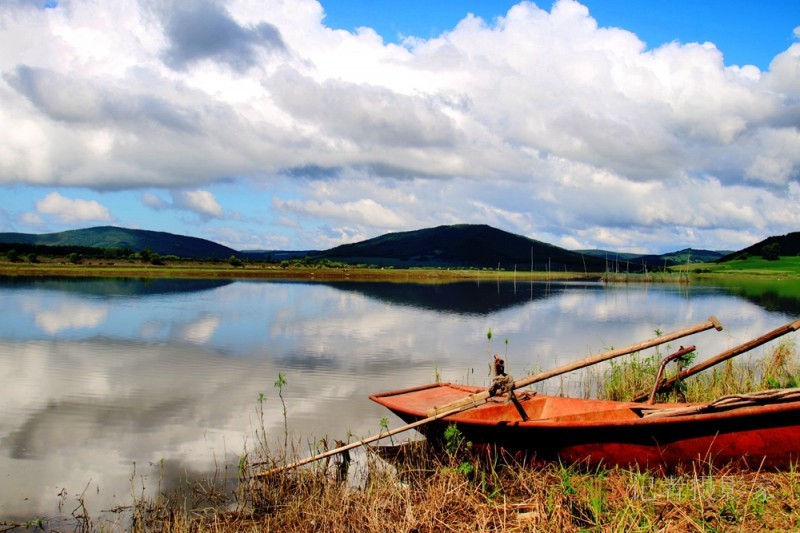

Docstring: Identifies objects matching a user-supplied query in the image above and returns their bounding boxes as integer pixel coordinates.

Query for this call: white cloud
[20,212,44,226]
[142,192,168,210]
[0,0,798,251]
[171,189,223,218]
[35,192,112,223]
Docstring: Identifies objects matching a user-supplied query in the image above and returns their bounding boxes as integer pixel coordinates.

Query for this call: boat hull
[370,383,800,471]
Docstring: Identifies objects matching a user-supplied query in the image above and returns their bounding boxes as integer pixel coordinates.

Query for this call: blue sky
[0,0,798,253]
[324,1,797,71]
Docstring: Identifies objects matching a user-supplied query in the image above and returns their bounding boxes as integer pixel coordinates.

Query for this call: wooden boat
[253,319,800,478]
[370,383,800,471]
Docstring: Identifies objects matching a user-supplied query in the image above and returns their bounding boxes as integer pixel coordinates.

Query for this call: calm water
[1,276,800,523]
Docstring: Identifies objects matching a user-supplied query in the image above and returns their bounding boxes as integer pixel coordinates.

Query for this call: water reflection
[700,278,800,315]
[1,278,799,522]
[0,276,233,297]
[317,279,584,315]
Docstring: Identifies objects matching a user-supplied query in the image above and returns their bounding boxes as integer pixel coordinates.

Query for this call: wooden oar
[253,316,722,478]
[426,315,723,416]
[252,404,472,477]
[630,318,800,402]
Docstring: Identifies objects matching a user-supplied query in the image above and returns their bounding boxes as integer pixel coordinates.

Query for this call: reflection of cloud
[34,303,108,334]
[0,338,416,521]
[178,315,220,344]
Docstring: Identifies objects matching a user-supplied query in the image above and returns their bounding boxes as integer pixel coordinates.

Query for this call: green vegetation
[593,338,798,403]
[688,255,800,277]
[720,231,800,262]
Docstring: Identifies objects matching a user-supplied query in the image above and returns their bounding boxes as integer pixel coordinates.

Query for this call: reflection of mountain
[315,280,602,315]
[0,276,233,298]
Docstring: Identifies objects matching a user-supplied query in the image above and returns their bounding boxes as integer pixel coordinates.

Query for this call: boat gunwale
[370,382,800,429]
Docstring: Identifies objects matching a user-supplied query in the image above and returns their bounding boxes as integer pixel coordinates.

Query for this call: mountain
[659,248,732,264]
[313,224,608,271]
[0,224,742,269]
[578,248,731,269]
[0,226,239,259]
[720,232,800,261]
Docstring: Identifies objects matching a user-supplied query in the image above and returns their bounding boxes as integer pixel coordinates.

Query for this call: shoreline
[0,262,601,282]
[3,261,798,283]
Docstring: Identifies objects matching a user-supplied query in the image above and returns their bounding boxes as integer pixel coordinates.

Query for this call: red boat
[370,382,800,471]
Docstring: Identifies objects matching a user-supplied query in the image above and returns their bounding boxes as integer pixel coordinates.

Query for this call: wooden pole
[253,316,723,478]
[631,319,800,402]
[426,315,723,415]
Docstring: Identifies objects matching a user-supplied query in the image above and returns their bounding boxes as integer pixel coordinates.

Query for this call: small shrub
[761,243,781,260]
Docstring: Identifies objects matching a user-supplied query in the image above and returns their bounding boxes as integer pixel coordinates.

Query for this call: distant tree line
[1,243,134,262]
[278,257,381,269]
[0,242,386,269]
[0,243,185,265]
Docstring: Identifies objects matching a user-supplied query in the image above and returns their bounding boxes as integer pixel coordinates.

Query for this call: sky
[0,1,798,254]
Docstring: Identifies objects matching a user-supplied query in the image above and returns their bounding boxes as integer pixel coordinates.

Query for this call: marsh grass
[592,338,800,403]
[128,440,800,532]
[62,341,800,531]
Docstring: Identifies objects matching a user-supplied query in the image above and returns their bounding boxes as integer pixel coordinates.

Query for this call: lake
[1,276,799,525]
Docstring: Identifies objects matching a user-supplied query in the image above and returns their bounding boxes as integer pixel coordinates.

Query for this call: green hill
[720,232,800,262]
[314,224,608,271]
[0,226,239,259]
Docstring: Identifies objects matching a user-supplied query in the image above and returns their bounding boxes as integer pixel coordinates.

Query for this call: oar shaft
[632,319,800,402]
[254,397,484,477]
[514,316,722,389]
[427,316,723,415]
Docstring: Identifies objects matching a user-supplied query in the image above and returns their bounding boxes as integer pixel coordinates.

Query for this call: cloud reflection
[34,303,109,334]
[177,315,221,344]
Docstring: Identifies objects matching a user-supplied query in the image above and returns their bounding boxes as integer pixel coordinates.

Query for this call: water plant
[275,373,288,450]
[379,416,394,446]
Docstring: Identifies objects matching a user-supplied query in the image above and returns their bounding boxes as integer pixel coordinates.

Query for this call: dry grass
[129,440,800,532]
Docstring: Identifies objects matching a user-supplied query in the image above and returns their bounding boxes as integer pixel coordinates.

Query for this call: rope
[641,387,800,418]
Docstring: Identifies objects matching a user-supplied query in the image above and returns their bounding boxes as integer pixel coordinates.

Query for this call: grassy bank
[136,446,800,532]
[26,340,794,532]
[0,259,596,282]
[682,256,800,278]
[5,252,800,283]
